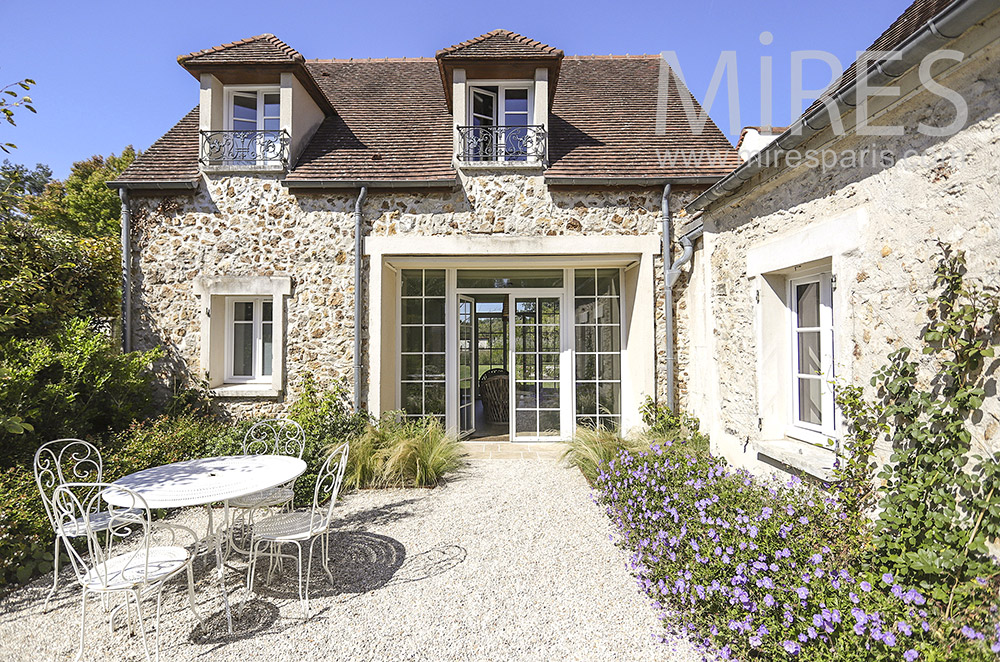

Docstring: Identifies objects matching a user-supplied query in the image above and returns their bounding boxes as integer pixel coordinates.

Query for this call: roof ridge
[307,57,438,63]
[564,54,661,60]
[436,28,563,58]
[178,33,303,64]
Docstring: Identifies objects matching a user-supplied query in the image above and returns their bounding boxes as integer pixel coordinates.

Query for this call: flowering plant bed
[595,440,1000,660]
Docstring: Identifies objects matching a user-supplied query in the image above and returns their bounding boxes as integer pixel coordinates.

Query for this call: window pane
[261,322,273,376]
[425,354,445,379]
[262,118,280,131]
[425,298,445,325]
[402,327,422,353]
[401,382,423,415]
[233,94,257,121]
[796,282,820,328]
[599,382,620,414]
[539,353,559,380]
[797,331,821,375]
[575,298,596,324]
[232,323,253,377]
[798,378,822,426]
[576,382,597,415]
[425,383,445,416]
[575,326,596,352]
[233,119,256,132]
[515,410,537,437]
[596,298,619,325]
[575,271,596,296]
[576,354,596,381]
[262,301,273,322]
[263,93,280,117]
[401,270,423,296]
[538,410,560,437]
[597,269,620,297]
[425,326,445,353]
[456,270,563,289]
[402,298,423,324]
[598,354,620,381]
[234,302,254,322]
[515,382,538,409]
[424,270,446,296]
[539,382,560,408]
[472,91,495,120]
[401,354,422,381]
[504,89,528,112]
[598,326,620,352]
[540,326,560,352]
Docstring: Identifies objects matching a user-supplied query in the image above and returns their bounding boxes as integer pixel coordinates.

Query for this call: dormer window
[460,84,544,163]
[200,86,290,170]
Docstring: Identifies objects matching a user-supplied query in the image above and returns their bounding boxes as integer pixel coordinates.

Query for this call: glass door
[458,296,475,438]
[511,295,562,440]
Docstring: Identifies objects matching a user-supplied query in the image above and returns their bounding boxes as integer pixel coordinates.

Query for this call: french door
[458,296,475,438]
[511,295,562,440]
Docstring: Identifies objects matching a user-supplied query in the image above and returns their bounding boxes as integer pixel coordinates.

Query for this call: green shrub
[641,396,710,454]
[0,219,118,337]
[0,466,54,588]
[0,319,162,466]
[103,414,236,482]
[563,426,646,485]
[340,414,463,489]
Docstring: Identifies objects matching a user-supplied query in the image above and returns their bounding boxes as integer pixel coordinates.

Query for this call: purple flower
[903,650,919,661]
[860,581,872,592]
[883,633,897,647]
[782,640,801,655]
[749,634,762,647]
[795,586,809,600]
[897,621,912,636]
[763,594,776,608]
[882,573,894,585]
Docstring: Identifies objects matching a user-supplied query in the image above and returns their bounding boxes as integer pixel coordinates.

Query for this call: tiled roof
[806,0,957,116]
[179,34,303,66]
[436,29,563,59]
[116,33,739,187]
[286,60,456,183]
[111,108,200,186]
[545,56,739,180]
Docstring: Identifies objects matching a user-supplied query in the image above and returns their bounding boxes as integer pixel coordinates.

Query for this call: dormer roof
[436,29,564,60]
[178,33,304,67]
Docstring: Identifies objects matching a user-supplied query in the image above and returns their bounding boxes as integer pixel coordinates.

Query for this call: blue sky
[5,0,909,178]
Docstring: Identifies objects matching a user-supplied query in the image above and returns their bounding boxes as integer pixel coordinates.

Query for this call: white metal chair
[228,420,306,553]
[34,439,110,610]
[52,482,203,662]
[244,443,349,618]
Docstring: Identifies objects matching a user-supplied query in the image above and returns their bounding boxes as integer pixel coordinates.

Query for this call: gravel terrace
[0,458,702,662]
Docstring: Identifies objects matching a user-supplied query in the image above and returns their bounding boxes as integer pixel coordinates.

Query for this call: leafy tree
[0,220,118,337]
[23,146,138,237]
[0,160,51,219]
[0,78,36,153]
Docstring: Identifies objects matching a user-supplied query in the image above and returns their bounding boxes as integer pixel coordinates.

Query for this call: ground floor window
[225,297,273,382]
[399,269,446,423]
[574,269,622,430]
[789,273,835,435]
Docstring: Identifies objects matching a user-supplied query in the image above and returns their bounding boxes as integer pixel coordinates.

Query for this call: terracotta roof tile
[436,29,563,59]
[286,60,456,182]
[179,34,303,66]
[111,108,200,185]
[545,57,740,180]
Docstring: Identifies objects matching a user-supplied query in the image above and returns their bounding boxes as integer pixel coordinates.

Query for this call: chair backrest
[311,444,349,533]
[242,419,306,458]
[34,439,104,530]
[51,482,152,590]
[478,368,508,393]
[480,374,510,423]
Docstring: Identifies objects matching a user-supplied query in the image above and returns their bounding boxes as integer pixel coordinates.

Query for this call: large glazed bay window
[574,269,622,431]
[400,269,446,423]
[789,273,835,435]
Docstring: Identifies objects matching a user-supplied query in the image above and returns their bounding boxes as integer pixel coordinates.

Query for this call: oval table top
[104,455,307,509]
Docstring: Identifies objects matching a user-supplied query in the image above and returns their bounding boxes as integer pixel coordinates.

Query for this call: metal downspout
[664,211,704,411]
[661,184,674,409]
[353,186,368,411]
[119,189,131,353]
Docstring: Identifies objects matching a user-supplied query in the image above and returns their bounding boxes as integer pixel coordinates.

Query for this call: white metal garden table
[104,455,307,632]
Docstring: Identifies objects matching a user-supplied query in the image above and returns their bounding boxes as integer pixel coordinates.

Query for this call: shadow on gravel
[332,498,423,528]
[387,544,467,586]
[188,598,283,647]
[249,531,406,602]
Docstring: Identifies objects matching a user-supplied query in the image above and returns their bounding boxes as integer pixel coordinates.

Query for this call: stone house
[109,29,738,441]
[111,0,1000,463]
[677,0,1000,478]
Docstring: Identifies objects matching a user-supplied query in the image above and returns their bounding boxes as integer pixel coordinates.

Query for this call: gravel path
[0,459,702,661]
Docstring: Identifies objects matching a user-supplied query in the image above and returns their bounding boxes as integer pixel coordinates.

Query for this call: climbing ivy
[865,243,1000,614]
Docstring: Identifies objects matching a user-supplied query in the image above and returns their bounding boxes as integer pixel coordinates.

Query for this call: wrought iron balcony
[457,125,546,163]
[199,130,290,170]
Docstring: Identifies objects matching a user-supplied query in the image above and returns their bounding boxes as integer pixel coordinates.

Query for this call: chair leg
[186,562,204,626]
[74,589,87,662]
[129,589,152,662]
[321,531,335,585]
[44,535,60,612]
[154,586,165,662]
[294,542,306,619]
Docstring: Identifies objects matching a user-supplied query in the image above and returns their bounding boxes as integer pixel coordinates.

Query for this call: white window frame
[224,296,274,384]
[787,272,835,442]
[224,86,281,132]
[466,82,535,161]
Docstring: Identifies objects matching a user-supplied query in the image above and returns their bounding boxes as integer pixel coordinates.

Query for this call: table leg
[201,503,234,634]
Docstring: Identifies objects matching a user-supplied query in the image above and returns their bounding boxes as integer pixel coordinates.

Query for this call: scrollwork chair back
[241,419,306,458]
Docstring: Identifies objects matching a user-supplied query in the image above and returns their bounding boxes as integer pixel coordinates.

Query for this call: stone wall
[685,34,1000,472]
[129,170,704,419]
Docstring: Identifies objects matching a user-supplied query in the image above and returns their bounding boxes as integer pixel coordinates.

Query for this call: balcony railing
[457,125,546,163]
[200,130,290,170]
